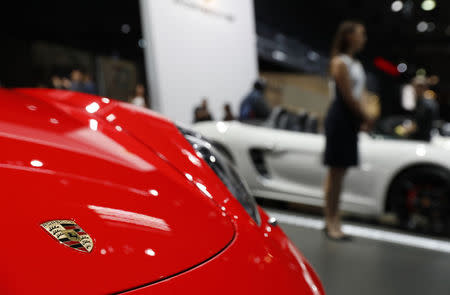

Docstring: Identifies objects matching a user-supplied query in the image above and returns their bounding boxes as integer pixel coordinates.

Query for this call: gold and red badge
[41,220,93,253]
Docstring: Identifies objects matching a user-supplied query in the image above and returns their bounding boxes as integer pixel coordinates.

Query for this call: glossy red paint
[1,89,324,295]
[122,208,325,295]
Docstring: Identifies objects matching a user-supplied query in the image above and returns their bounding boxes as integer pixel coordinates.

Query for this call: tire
[387,166,450,236]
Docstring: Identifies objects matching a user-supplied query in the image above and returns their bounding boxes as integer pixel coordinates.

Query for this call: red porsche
[0,88,324,294]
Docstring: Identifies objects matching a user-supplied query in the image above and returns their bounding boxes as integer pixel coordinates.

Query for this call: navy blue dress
[323,86,361,167]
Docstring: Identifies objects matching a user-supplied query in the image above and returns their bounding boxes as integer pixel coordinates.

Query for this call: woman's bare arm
[330,57,367,121]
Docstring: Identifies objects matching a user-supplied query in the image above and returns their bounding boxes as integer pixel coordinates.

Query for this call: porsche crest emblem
[41,220,93,253]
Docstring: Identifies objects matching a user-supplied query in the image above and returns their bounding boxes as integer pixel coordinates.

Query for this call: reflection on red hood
[0,88,235,294]
[1,88,325,295]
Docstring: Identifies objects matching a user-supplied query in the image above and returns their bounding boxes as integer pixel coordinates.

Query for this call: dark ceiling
[1,1,144,87]
[2,1,143,59]
[1,0,449,87]
[255,0,450,84]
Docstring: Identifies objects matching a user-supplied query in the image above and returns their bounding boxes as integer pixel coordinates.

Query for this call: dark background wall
[1,0,448,119]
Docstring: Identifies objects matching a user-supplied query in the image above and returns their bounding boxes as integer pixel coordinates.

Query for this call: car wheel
[387,167,450,236]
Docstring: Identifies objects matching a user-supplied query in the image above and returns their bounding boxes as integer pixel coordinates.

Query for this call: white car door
[258,129,327,204]
[253,129,378,212]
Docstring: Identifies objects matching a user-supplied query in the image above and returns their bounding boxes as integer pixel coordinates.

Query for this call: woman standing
[323,21,373,240]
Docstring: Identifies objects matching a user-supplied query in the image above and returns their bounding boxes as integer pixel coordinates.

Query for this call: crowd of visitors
[47,68,150,108]
[49,69,98,95]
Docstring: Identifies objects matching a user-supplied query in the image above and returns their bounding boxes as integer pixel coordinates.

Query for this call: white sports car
[193,114,450,235]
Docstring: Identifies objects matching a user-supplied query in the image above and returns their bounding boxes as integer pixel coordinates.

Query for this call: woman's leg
[324,167,348,237]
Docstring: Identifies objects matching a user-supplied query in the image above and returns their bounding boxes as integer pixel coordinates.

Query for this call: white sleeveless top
[329,54,366,100]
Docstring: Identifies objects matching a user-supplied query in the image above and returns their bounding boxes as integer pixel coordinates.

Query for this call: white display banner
[140,0,258,124]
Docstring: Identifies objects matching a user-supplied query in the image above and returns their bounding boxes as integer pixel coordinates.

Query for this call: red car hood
[0,89,235,294]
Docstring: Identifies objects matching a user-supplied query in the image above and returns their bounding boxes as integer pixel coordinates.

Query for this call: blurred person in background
[62,76,72,90]
[323,21,373,240]
[69,69,85,92]
[129,83,148,108]
[399,76,439,141]
[239,78,271,121]
[193,98,214,123]
[223,103,235,121]
[50,75,64,89]
[83,73,98,95]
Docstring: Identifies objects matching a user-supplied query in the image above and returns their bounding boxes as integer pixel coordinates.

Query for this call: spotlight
[121,24,131,34]
[391,1,404,12]
[397,63,408,73]
[421,0,436,11]
[307,51,320,61]
[272,50,287,61]
[417,21,428,32]
[427,22,436,32]
[138,39,147,48]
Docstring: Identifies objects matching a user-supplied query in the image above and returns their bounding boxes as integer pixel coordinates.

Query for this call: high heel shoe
[322,227,352,242]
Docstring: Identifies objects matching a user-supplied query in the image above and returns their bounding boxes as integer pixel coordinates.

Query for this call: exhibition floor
[267,209,450,295]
